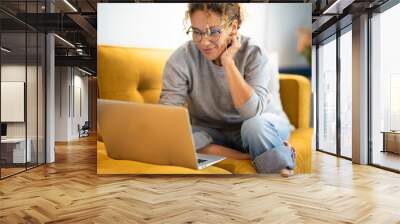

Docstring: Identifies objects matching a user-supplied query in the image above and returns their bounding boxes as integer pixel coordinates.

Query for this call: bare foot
[199,144,251,160]
[283,141,296,158]
[280,168,294,177]
[281,141,296,177]
[283,141,295,150]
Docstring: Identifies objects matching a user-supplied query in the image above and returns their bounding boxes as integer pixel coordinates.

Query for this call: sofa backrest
[98,45,172,103]
[98,45,310,129]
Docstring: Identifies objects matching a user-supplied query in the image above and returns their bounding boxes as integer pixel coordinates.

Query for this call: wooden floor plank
[0,135,400,223]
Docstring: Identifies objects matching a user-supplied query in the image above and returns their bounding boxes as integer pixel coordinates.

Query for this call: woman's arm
[221,35,271,120]
[159,60,190,106]
[222,59,253,108]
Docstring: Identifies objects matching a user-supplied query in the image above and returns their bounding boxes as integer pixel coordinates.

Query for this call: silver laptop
[97,99,225,170]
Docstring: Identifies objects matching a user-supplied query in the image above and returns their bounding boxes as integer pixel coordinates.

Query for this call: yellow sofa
[97,45,313,174]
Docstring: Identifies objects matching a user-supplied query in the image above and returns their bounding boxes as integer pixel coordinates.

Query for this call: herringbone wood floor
[1,135,400,224]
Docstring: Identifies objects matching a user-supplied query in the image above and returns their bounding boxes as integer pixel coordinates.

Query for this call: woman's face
[190,10,235,61]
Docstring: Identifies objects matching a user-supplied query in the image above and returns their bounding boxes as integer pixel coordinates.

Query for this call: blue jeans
[192,113,295,173]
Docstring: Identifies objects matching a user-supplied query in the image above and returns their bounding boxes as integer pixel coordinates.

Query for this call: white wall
[55,67,69,141]
[71,73,89,138]
[55,67,89,141]
[1,82,25,122]
[98,3,311,68]
[1,66,26,140]
[1,64,46,164]
[1,65,37,138]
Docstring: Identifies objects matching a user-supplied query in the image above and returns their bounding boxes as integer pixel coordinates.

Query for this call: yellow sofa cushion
[213,128,313,174]
[213,159,256,174]
[97,45,173,103]
[97,141,231,174]
[288,128,313,173]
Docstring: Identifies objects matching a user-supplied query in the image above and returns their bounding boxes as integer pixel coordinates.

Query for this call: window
[370,3,400,171]
[339,28,352,158]
[0,2,47,179]
[317,36,337,154]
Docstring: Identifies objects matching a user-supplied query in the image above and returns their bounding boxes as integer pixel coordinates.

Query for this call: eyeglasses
[186,19,233,44]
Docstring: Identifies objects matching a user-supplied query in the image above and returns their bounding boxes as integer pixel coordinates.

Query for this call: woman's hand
[221,34,241,67]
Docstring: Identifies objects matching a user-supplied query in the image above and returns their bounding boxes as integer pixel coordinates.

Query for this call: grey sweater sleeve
[236,48,271,119]
[159,60,189,106]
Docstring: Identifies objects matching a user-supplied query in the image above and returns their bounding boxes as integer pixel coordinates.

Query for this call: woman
[159,3,295,176]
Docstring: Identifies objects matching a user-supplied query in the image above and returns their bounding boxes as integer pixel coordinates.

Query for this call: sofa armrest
[279,74,311,129]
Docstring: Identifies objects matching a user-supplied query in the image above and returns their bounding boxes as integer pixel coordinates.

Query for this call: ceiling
[311,0,392,44]
[0,0,99,74]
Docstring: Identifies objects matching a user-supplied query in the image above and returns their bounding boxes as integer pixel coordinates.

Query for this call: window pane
[38,32,46,165]
[1,31,27,177]
[27,31,38,169]
[371,3,400,171]
[318,37,337,154]
[26,0,40,170]
[340,29,352,158]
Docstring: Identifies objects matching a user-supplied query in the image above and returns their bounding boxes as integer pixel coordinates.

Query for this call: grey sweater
[159,35,291,130]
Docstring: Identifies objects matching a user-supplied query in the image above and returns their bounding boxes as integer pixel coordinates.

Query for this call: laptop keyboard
[197,159,207,164]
